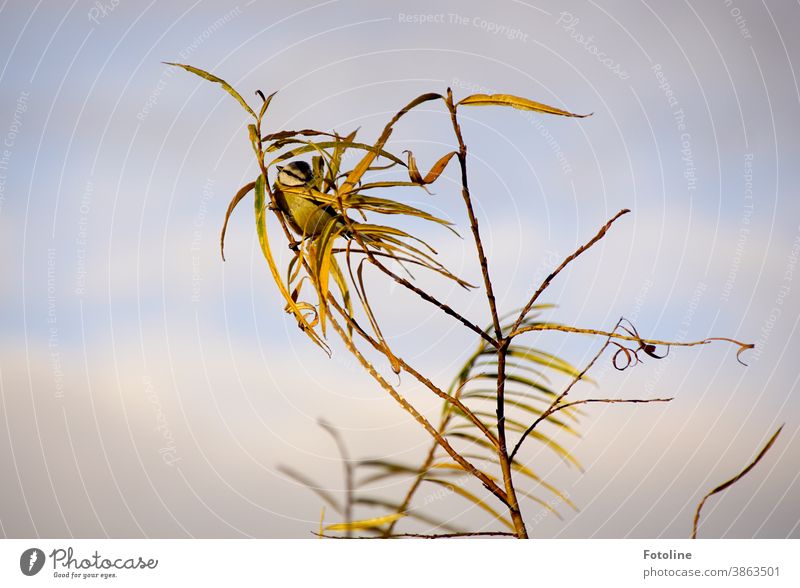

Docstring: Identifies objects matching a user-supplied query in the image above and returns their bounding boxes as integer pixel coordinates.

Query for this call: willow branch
[446,88,502,341]
[508,323,754,365]
[691,425,783,539]
[448,89,527,538]
[548,397,673,411]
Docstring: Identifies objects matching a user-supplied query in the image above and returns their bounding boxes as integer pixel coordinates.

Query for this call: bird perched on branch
[273,160,347,240]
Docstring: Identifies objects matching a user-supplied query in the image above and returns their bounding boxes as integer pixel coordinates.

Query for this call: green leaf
[479,372,560,397]
[165,62,256,119]
[504,347,586,380]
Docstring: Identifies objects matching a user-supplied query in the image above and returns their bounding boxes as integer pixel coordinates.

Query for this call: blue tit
[273,160,346,239]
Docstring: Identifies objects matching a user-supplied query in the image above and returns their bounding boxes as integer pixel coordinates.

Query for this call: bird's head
[276,160,313,187]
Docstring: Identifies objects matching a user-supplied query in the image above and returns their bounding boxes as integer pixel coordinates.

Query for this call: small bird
[273,160,346,239]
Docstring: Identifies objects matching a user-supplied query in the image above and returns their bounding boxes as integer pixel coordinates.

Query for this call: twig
[691,425,784,539]
[509,318,623,462]
[510,209,630,336]
[549,397,674,411]
[446,88,502,341]
[364,255,496,348]
[511,397,673,463]
[507,324,754,365]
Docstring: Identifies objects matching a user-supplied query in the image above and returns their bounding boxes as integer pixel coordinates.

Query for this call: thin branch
[366,256,496,348]
[510,209,630,336]
[446,88,502,341]
[550,397,674,411]
[508,323,754,365]
[326,311,510,507]
[313,531,515,539]
[509,318,623,463]
[511,397,672,463]
[448,88,526,538]
[691,425,784,539]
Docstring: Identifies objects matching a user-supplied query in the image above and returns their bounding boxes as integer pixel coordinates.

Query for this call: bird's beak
[276,165,283,171]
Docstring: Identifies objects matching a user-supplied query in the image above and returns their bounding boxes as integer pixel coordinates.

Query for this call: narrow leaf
[457,93,590,118]
[254,174,329,353]
[325,512,405,532]
[165,62,256,119]
[341,93,443,194]
[220,181,255,261]
[692,425,783,538]
[354,497,465,533]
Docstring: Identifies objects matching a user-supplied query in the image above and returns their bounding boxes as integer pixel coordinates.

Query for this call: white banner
[0,539,797,587]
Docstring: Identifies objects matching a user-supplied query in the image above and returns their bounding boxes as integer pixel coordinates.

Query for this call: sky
[0,0,798,539]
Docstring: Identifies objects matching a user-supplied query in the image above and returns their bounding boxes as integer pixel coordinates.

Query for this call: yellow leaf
[254,174,329,353]
[457,93,590,118]
[340,93,443,195]
[406,150,457,185]
[325,512,405,532]
[219,181,255,261]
